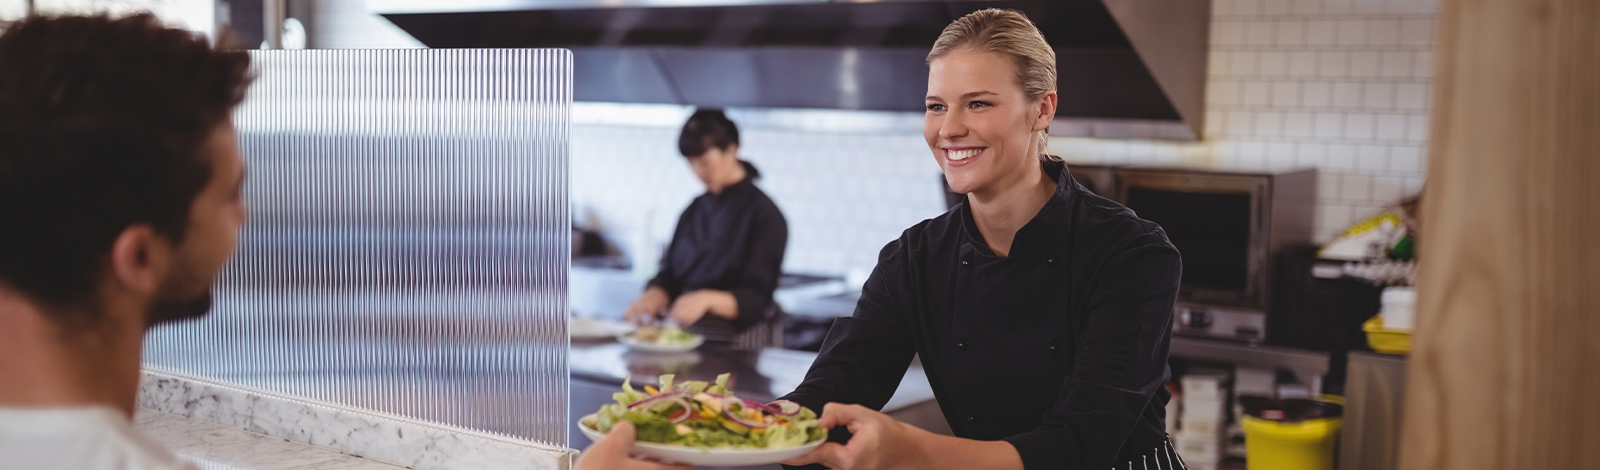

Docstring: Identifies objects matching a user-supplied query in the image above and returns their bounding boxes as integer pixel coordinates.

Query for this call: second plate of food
[619,325,704,352]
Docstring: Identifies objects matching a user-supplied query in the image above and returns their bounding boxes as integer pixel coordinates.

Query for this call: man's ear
[108,224,170,295]
[1034,90,1059,132]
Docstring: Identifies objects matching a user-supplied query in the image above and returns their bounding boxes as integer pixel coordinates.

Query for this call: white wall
[1056,0,1437,242]
[570,0,1440,277]
[571,112,945,277]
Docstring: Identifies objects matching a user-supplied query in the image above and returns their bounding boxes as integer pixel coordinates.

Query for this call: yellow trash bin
[1239,398,1342,470]
[1241,416,1341,470]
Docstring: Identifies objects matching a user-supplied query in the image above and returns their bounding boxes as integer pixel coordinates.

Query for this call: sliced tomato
[669,409,690,421]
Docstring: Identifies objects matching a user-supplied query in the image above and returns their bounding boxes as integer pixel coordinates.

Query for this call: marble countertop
[137,408,405,470]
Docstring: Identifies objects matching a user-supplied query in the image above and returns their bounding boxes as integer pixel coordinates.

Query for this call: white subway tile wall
[570,0,1437,276]
[571,123,947,275]
[1054,0,1436,242]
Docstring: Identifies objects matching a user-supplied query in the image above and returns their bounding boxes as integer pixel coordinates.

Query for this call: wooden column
[1399,0,1600,469]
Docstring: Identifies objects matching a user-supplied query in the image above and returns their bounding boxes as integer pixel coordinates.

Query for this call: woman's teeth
[948,148,982,161]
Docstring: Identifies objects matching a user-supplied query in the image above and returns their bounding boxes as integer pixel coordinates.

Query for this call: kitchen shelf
[1170,336,1331,375]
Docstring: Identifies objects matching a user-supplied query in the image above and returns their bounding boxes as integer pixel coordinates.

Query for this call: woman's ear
[108,224,172,295]
[1034,91,1059,132]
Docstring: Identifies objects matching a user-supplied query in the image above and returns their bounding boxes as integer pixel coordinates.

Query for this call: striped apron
[1111,439,1192,470]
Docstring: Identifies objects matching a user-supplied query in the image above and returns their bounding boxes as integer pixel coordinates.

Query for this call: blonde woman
[779,9,1185,470]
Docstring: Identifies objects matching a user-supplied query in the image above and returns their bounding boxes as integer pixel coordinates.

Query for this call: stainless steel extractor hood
[374,0,1209,140]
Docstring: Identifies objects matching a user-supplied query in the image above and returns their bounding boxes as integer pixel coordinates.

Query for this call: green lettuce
[591,374,826,450]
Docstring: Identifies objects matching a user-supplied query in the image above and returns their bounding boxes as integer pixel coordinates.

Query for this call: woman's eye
[926,103,945,112]
[969,101,991,109]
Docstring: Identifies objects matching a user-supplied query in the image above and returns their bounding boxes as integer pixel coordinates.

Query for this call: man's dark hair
[0,14,252,315]
[677,109,739,158]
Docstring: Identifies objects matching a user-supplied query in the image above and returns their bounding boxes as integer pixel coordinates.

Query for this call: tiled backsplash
[571,0,1438,276]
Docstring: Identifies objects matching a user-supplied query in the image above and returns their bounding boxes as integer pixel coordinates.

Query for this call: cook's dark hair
[0,14,253,314]
[677,109,740,158]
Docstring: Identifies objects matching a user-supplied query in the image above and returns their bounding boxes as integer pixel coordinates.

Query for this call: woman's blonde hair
[927,9,1060,162]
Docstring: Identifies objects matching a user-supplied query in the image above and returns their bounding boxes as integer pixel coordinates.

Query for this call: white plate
[570,318,634,340]
[577,414,824,466]
[617,333,704,353]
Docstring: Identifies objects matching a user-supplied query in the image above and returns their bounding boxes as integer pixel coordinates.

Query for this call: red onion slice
[762,400,803,417]
[722,396,771,429]
[627,390,689,410]
[663,397,694,423]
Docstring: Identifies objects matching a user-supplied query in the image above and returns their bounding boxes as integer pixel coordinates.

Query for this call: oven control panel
[1173,302,1267,344]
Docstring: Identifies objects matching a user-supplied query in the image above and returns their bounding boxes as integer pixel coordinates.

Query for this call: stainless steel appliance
[374,0,1213,141]
[1112,165,1317,343]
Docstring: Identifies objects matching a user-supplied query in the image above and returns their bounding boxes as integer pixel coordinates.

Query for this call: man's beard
[144,271,216,329]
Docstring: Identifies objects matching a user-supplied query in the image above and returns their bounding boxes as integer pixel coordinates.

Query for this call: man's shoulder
[0,407,198,470]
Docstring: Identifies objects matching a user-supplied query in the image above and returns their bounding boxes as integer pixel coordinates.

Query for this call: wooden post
[1400,0,1600,469]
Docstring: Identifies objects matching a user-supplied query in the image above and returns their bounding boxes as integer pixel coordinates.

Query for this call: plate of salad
[618,325,704,353]
[578,373,827,466]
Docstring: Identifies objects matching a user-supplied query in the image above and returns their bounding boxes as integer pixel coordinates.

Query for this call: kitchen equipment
[1113,165,1317,343]
[377,0,1213,141]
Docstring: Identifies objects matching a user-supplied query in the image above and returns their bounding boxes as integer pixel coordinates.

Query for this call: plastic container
[1241,417,1342,470]
[1362,316,1412,355]
[1238,398,1343,470]
[1174,433,1224,466]
[1379,287,1416,330]
[1181,369,1231,403]
[1179,413,1224,435]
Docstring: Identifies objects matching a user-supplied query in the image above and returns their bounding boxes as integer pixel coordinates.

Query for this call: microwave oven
[1112,165,1317,343]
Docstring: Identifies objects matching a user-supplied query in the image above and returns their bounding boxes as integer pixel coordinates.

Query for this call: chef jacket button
[966,415,976,424]
[957,340,969,350]
[1048,342,1060,353]
[961,259,970,266]
[1046,258,1056,265]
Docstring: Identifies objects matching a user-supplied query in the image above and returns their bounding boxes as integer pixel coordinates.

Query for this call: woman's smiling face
[924,49,1049,196]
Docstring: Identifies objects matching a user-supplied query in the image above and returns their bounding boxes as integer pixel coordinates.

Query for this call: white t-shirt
[0,406,199,470]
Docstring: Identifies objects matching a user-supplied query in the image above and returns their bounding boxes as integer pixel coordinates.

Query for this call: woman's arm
[783,404,1023,470]
[725,206,788,328]
[666,207,786,326]
[780,239,918,430]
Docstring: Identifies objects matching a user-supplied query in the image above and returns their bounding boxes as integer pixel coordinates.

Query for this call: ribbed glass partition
[144,49,572,446]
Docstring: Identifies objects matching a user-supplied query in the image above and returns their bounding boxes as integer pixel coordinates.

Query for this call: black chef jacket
[648,161,788,334]
[780,160,1181,470]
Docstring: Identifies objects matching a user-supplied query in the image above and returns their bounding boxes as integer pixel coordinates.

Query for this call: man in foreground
[0,13,254,469]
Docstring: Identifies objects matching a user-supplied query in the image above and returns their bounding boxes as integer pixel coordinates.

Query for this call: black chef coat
[648,161,788,334]
[781,160,1181,470]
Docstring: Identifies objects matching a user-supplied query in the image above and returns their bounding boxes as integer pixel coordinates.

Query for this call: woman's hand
[574,421,691,470]
[780,403,925,470]
[782,403,1023,470]
[668,289,737,326]
[624,287,670,325]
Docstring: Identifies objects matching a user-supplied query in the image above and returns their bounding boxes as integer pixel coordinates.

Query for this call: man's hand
[668,289,737,326]
[575,421,692,470]
[780,403,925,470]
[624,287,671,325]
